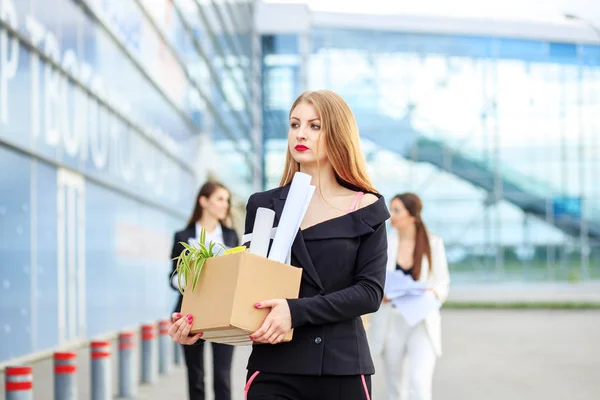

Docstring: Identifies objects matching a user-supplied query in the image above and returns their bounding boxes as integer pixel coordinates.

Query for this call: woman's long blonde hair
[279,90,378,194]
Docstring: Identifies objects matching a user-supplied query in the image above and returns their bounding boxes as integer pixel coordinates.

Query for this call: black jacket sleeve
[169,232,185,291]
[286,222,388,327]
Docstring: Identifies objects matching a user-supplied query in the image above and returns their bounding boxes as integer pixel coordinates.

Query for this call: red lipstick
[295,145,309,152]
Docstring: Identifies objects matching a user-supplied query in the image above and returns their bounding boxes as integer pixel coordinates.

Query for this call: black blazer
[243,184,390,376]
[170,223,239,313]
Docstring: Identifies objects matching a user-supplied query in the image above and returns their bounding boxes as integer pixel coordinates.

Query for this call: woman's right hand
[168,313,203,345]
[382,295,391,304]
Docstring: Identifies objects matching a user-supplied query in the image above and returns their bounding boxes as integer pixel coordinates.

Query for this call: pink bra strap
[348,192,365,213]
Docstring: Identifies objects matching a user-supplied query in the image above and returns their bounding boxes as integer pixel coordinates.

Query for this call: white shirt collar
[195,222,223,239]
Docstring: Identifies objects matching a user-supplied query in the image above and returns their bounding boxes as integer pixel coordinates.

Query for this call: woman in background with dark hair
[169,181,239,400]
[370,193,450,400]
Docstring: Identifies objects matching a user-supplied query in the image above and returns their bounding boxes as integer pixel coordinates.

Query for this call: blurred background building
[0,0,599,364]
[0,0,257,362]
[260,1,600,286]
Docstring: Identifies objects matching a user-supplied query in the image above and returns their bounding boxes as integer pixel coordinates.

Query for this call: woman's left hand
[250,299,292,344]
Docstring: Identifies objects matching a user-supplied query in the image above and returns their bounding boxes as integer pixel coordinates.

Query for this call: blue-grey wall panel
[0,148,32,360]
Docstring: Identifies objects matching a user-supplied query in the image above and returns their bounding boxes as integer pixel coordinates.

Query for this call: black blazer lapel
[272,198,286,226]
[292,230,324,291]
[183,226,196,242]
[272,186,324,291]
[222,227,239,248]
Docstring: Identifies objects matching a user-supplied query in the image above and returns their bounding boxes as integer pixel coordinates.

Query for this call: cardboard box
[180,251,303,346]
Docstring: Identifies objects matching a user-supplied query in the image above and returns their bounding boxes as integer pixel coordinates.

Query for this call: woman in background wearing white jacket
[369,193,450,400]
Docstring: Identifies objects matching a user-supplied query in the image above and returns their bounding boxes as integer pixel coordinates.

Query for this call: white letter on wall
[44,31,60,147]
[78,62,93,162]
[26,15,46,139]
[61,49,79,157]
[89,76,108,169]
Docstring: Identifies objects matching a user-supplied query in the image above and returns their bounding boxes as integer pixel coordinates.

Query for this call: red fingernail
[175,313,181,318]
[254,303,261,308]
[249,336,254,340]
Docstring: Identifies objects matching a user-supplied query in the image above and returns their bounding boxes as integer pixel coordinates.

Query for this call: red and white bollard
[140,324,157,384]
[173,340,182,366]
[158,320,171,374]
[4,366,33,400]
[90,341,111,400]
[118,332,136,398]
[54,352,77,400]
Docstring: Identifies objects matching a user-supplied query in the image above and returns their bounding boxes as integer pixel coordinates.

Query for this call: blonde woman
[169,90,390,400]
[371,193,450,400]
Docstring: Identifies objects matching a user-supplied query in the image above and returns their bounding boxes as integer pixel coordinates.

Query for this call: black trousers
[183,340,234,400]
[245,370,372,400]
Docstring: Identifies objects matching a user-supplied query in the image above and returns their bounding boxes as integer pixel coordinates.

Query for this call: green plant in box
[171,227,246,295]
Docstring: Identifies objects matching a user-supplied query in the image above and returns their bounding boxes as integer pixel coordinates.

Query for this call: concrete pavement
[446,281,600,304]
[146,309,600,400]
[2,309,599,400]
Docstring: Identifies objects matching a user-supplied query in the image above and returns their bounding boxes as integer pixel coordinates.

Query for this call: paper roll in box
[179,251,302,346]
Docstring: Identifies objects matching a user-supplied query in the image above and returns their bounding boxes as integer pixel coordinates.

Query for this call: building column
[298,31,311,92]
[250,1,264,192]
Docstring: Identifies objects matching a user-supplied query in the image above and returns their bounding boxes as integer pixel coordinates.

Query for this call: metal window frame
[177,0,254,110]
[223,0,253,45]
[76,0,256,172]
[133,0,254,137]
[164,0,254,132]
[210,0,252,63]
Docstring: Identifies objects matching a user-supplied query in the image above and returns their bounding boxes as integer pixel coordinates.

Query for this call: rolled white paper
[300,185,316,230]
[242,227,276,247]
[268,172,314,263]
[282,184,315,265]
[249,207,276,258]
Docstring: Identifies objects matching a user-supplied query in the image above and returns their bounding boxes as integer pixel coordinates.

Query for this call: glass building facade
[0,0,255,362]
[262,27,600,284]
